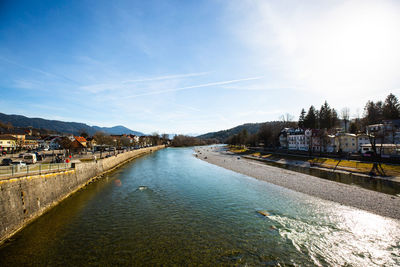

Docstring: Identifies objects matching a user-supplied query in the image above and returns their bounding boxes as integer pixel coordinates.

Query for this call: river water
[1,148,399,266]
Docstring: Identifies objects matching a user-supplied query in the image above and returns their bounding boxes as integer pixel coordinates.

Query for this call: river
[0,147,399,266]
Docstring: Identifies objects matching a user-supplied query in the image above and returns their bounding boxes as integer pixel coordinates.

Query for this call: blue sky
[1,0,400,134]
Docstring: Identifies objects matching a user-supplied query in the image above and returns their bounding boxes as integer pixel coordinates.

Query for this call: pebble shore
[196,146,400,220]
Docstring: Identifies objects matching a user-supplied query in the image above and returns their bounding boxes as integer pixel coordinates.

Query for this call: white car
[12,161,27,167]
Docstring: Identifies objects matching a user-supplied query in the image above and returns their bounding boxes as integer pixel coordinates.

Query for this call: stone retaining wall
[0,145,164,244]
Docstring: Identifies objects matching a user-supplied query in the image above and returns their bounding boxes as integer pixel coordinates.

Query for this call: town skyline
[1,0,400,134]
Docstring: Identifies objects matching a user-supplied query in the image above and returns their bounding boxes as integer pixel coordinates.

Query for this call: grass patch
[309,158,400,176]
[229,146,249,154]
[80,158,94,162]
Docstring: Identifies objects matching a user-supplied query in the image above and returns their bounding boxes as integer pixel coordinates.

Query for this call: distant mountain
[197,123,265,141]
[92,125,144,136]
[0,112,144,136]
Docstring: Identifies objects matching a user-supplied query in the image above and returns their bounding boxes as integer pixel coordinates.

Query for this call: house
[86,137,96,148]
[0,135,17,153]
[10,129,26,149]
[23,135,39,149]
[326,135,336,153]
[49,137,70,150]
[69,139,86,153]
[309,129,325,152]
[360,143,400,157]
[129,134,140,144]
[367,120,400,144]
[74,136,87,147]
[356,134,370,153]
[335,133,357,153]
[287,128,309,151]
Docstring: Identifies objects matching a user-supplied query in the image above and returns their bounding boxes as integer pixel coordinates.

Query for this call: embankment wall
[0,145,164,244]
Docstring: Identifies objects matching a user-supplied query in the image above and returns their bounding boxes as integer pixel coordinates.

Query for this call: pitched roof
[74,136,87,143]
[70,140,85,149]
[0,134,17,140]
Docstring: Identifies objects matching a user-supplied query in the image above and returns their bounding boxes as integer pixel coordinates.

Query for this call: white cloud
[227,0,400,110]
[125,76,263,98]
[80,72,210,93]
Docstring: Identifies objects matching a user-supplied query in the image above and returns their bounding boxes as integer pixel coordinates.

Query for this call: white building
[335,133,357,153]
[356,134,370,152]
[287,129,309,151]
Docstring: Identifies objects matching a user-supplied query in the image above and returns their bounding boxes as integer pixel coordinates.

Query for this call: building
[23,135,39,149]
[356,134,370,153]
[0,135,17,153]
[74,136,87,147]
[360,143,400,157]
[287,128,309,151]
[326,135,336,153]
[335,133,357,153]
[69,140,86,153]
[86,137,97,148]
[128,134,140,144]
[10,129,26,149]
[309,129,325,152]
[367,120,400,144]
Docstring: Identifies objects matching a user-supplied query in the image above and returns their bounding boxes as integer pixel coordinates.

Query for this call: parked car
[23,153,37,164]
[1,158,13,166]
[12,161,26,167]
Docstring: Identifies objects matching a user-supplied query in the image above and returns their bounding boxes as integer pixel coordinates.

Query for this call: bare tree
[280,113,294,122]
[341,107,350,132]
[367,129,386,176]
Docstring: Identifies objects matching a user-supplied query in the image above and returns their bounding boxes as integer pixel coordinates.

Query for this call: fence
[0,163,72,179]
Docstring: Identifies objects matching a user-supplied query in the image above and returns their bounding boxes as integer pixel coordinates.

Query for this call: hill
[197,123,264,141]
[0,112,144,136]
[197,121,298,142]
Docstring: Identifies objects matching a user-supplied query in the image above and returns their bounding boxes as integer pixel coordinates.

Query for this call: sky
[1,0,400,135]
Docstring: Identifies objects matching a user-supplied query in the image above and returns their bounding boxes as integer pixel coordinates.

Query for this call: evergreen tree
[319,101,332,129]
[349,122,358,134]
[298,108,306,128]
[383,93,400,120]
[364,101,383,124]
[304,106,317,128]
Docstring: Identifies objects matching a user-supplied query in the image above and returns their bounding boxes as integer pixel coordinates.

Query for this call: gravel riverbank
[195,146,400,220]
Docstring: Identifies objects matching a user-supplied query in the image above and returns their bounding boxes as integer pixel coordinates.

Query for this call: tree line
[226,121,296,148]
[227,93,400,148]
[171,135,218,147]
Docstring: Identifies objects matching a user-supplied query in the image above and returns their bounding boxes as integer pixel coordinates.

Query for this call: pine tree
[319,101,333,129]
[383,93,400,120]
[298,108,306,128]
[364,101,383,124]
[304,106,317,129]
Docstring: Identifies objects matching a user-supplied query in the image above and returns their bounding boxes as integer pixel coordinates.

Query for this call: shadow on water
[261,159,400,196]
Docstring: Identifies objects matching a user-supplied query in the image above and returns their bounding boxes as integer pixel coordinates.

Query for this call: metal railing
[0,162,73,179]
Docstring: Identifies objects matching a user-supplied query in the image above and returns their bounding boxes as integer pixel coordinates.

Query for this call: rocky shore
[195,146,400,220]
